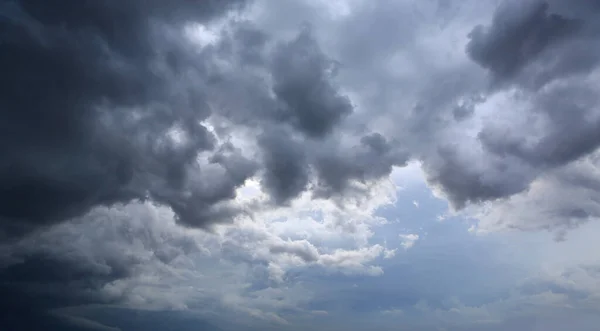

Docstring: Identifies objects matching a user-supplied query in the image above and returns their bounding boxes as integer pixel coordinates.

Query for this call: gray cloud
[0,202,212,330]
[424,144,533,209]
[269,239,320,263]
[420,0,600,219]
[0,2,253,326]
[0,0,408,325]
[0,246,125,330]
[0,0,253,238]
[206,22,401,204]
[4,0,600,329]
[0,0,372,239]
[478,81,600,169]
[467,0,581,83]
[270,26,353,138]
[471,150,600,236]
[259,129,310,204]
[314,133,408,197]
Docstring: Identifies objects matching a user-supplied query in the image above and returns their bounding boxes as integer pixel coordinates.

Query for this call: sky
[1,0,600,330]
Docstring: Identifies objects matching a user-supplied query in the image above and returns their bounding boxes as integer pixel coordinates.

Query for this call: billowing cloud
[0,178,395,329]
[399,0,600,237]
[258,129,310,204]
[270,26,353,138]
[2,0,600,330]
[0,0,393,241]
[467,0,581,83]
[0,0,251,238]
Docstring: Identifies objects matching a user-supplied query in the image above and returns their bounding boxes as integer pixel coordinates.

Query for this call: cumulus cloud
[3,0,600,330]
[0,0,250,238]
[466,0,581,83]
[468,149,600,237]
[448,0,600,235]
[0,2,405,325]
[0,0,399,240]
[0,203,197,330]
[392,0,600,237]
[0,177,395,329]
[399,234,420,250]
[270,25,353,138]
[258,129,310,204]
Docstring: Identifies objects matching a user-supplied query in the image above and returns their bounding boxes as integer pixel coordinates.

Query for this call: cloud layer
[2,0,600,330]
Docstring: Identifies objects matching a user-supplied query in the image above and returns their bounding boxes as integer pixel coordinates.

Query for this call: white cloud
[383,248,397,259]
[13,169,397,324]
[399,233,420,250]
[380,308,404,315]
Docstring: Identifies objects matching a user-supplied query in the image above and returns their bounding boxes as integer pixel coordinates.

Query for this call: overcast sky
[1,0,600,330]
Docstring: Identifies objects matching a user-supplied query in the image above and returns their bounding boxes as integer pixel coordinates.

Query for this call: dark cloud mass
[467,0,581,83]
[259,129,310,204]
[314,133,408,197]
[3,0,600,329]
[0,0,250,238]
[0,203,208,330]
[0,0,244,329]
[270,26,353,138]
[0,0,368,239]
[0,0,400,329]
[0,247,129,330]
[427,0,600,215]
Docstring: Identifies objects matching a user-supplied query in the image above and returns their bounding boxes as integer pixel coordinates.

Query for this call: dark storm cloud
[423,145,532,209]
[1,0,378,239]
[66,307,225,331]
[0,0,255,238]
[0,203,209,330]
[425,0,600,212]
[259,129,310,204]
[470,0,600,169]
[466,0,600,91]
[0,252,127,330]
[270,26,353,138]
[208,24,391,204]
[0,1,251,329]
[478,82,600,168]
[466,0,581,82]
[314,133,409,197]
[0,0,408,328]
